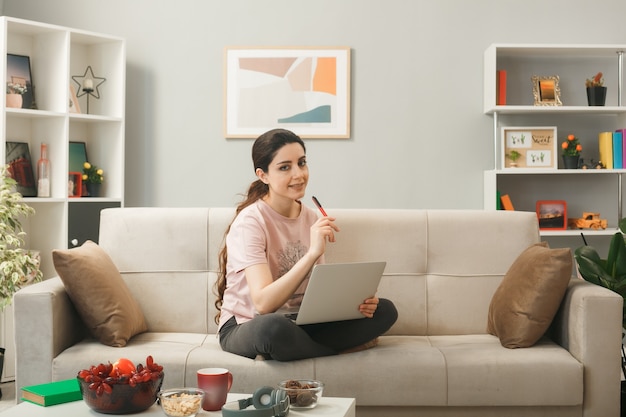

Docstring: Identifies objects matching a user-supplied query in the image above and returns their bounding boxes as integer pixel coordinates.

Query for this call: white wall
[3,0,626,210]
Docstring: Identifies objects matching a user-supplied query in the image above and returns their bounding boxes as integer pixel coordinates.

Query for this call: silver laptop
[284,261,386,325]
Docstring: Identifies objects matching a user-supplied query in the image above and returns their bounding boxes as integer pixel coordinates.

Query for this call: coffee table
[0,393,355,417]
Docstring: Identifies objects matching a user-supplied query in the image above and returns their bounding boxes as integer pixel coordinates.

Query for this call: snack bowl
[277,379,324,409]
[158,388,205,417]
[78,372,164,414]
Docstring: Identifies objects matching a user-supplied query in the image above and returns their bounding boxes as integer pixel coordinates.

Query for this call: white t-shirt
[218,199,321,330]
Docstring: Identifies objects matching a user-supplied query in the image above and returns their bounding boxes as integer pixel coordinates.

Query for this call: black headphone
[221,386,289,417]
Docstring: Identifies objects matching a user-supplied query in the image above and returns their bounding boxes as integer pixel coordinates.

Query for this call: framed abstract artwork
[224,47,351,139]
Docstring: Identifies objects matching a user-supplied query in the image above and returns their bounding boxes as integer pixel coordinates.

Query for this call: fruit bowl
[78,373,164,414]
[277,379,324,409]
[159,388,204,417]
[77,356,164,414]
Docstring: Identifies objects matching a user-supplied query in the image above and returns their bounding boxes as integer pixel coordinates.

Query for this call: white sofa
[13,207,623,416]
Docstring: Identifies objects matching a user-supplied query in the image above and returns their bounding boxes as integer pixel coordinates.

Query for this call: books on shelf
[496,70,507,105]
[599,131,613,169]
[21,378,82,406]
[596,129,626,169]
[618,128,626,169]
[500,194,514,210]
[614,130,624,169]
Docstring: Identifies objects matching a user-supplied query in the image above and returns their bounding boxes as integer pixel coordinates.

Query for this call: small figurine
[580,159,605,169]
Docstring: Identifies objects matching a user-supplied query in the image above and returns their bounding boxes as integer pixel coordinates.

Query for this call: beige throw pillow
[53,240,147,347]
[487,242,572,348]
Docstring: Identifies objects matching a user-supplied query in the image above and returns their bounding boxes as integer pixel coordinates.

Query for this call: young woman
[215,128,397,361]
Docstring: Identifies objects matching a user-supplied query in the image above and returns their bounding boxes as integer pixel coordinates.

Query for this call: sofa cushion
[52,332,208,388]
[486,242,572,348]
[52,240,148,347]
[433,335,582,406]
[313,336,448,406]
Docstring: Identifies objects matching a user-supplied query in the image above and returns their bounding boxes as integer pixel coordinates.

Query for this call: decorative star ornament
[72,66,106,99]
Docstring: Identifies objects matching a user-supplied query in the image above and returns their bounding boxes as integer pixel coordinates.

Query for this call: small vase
[6,93,22,108]
[562,155,580,169]
[586,86,607,106]
[85,183,101,197]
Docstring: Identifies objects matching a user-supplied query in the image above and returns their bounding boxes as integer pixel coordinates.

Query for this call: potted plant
[561,134,582,169]
[585,72,607,106]
[574,219,626,330]
[0,165,42,390]
[5,82,27,108]
[574,219,626,410]
[0,165,42,304]
[505,150,522,167]
[82,162,104,197]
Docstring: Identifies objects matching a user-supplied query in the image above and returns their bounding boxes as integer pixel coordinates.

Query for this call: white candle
[83,79,93,90]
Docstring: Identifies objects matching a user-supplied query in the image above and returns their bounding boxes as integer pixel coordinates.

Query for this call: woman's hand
[246,216,339,314]
[309,216,340,259]
[359,296,379,318]
[245,216,340,314]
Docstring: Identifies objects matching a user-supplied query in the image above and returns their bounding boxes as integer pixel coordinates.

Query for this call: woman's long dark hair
[214,129,306,324]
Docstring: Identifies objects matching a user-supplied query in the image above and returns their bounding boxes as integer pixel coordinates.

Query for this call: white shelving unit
[0,17,125,381]
[483,43,626,240]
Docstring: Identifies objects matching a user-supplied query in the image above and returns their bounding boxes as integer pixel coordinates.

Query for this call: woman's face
[257,142,308,203]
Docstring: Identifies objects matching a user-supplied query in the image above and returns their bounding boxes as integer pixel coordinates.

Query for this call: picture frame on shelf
[69,141,88,173]
[69,85,81,114]
[68,172,82,198]
[224,46,351,139]
[536,200,567,230]
[501,126,558,169]
[6,54,37,109]
[531,75,562,106]
[69,142,88,196]
[5,141,36,197]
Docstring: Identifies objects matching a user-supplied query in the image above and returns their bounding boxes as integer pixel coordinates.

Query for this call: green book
[21,378,82,406]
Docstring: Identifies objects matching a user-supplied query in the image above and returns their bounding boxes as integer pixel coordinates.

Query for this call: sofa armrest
[552,278,623,417]
[13,277,86,391]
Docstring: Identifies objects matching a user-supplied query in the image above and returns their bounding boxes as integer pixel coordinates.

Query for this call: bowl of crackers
[158,388,205,417]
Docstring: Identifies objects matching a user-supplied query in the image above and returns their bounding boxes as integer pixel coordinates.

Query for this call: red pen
[312,196,328,217]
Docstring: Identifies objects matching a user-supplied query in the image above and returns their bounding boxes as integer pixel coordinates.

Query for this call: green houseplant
[0,165,42,307]
[82,161,104,185]
[505,150,522,167]
[574,217,626,331]
[82,162,104,197]
[561,134,582,169]
[574,217,626,409]
[0,165,42,391]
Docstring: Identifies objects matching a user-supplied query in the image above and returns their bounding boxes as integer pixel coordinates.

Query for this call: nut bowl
[277,379,324,409]
[159,388,205,417]
[78,372,164,414]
